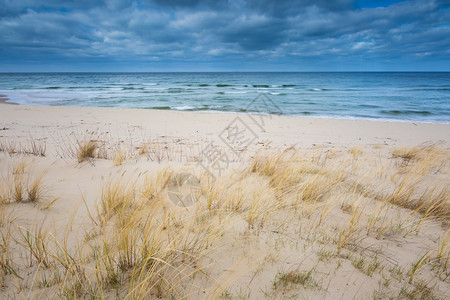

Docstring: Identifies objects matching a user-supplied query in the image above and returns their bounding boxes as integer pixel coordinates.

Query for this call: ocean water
[0,72,449,123]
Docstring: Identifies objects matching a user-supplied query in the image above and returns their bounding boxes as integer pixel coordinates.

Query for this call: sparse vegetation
[0,143,449,298]
[113,148,126,166]
[0,137,46,157]
[77,140,97,163]
[1,161,52,205]
[273,269,318,290]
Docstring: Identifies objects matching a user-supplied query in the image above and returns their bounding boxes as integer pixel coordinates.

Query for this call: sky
[0,0,449,72]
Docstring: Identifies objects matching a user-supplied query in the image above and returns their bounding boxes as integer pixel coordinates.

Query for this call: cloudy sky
[0,0,449,71]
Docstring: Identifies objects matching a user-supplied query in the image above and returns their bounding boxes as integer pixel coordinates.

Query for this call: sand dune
[0,104,449,299]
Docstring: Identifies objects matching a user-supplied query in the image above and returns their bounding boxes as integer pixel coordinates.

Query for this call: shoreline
[0,94,17,105]
[0,104,448,149]
[0,100,448,125]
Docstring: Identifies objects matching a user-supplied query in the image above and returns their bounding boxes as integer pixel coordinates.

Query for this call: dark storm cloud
[0,0,448,71]
[148,0,353,11]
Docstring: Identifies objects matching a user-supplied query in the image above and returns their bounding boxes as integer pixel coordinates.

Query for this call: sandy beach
[0,104,449,299]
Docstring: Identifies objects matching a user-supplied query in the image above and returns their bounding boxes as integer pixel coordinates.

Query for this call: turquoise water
[0,72,449,123]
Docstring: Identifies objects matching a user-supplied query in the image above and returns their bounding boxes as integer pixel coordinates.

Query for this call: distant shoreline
[1,102,448,126]
[0,98,449,125]
[0,94,17,105]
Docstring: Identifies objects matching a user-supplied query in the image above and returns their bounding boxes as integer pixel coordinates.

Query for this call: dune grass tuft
[273,269,318,290]
[1,161,53,206]
[113,148,126,166]
[77,140,97,163]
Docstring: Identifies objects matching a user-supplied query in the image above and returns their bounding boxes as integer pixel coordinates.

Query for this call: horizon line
[1,71,450,74]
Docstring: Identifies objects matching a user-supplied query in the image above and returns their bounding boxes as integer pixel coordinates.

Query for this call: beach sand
[0,104,449,299]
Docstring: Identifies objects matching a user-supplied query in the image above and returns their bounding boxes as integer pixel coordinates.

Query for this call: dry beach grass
[0,104,449,299]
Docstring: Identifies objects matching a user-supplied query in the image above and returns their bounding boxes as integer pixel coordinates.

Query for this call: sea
[0,72,449,123]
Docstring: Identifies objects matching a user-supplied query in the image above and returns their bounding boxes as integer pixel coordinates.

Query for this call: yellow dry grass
[77,140,97,163]
[0,144,449,299]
